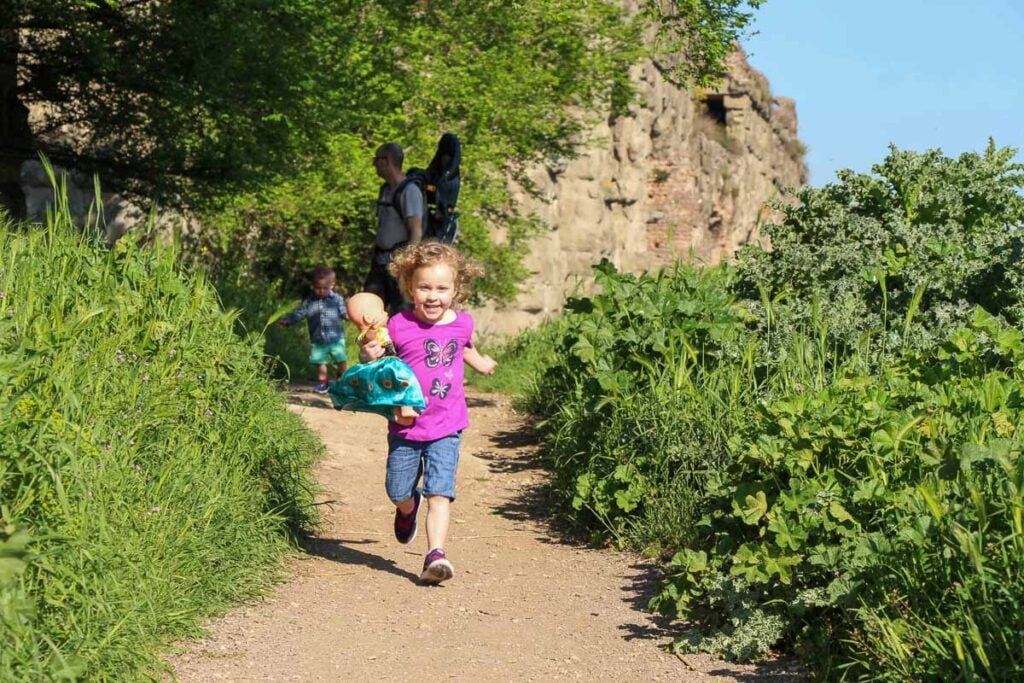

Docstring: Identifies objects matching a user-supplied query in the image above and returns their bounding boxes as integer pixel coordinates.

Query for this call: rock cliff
[471,49,806,337]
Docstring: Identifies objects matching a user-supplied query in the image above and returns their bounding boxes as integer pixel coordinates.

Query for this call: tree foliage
[642,0,766,87]
[10,0,767,302]
[12,0,340,196]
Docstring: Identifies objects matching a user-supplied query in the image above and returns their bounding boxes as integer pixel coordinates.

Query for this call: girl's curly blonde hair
[388,241,483,306]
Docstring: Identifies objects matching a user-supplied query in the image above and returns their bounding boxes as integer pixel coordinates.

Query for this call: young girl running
[359,241,497,584]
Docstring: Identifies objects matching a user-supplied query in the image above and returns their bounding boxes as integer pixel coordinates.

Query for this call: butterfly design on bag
[430,377,452,399]
[424,338,458,368]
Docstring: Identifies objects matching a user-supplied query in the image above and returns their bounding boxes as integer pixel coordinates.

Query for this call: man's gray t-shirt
[376,181,425,250]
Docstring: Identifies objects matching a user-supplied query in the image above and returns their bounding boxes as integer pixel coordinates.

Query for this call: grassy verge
[0,176,321,680]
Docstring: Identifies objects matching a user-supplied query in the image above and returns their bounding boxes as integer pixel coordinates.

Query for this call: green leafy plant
[510,143,1024,679]
[651,309,1024,676]
[735,143,1024,361]
[0,177,321,680]
[523,259,760,549]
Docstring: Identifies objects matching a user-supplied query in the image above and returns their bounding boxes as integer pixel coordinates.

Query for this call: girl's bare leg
[424,495,450,551]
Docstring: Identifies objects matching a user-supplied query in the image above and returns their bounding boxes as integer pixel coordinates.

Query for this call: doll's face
[346,292,386,328]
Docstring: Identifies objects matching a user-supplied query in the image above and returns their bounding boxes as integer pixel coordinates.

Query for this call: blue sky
[742,1,1024,185]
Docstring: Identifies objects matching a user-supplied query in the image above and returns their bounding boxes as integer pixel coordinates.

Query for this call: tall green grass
[0,172,322,680]
[513,259,769,551]
[464,318,567,396]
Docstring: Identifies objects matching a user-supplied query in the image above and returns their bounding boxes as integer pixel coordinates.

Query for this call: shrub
[524,260,760,549]
[652,309,1024,676]
[736,143,1024,360]
[0,185,321,680]
[513,143,1024,678]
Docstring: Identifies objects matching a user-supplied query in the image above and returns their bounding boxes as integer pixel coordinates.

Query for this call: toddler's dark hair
[312,265,335,283]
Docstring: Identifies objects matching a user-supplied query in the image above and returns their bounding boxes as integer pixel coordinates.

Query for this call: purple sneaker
[419,548,454,585]
[313,381,329,394]
[393,490,421,544]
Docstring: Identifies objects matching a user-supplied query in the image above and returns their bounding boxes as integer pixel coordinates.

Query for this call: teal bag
[328,357,426,420]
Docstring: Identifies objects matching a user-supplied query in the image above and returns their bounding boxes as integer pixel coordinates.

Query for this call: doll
[347,292,394,350]
[327,292,425,424]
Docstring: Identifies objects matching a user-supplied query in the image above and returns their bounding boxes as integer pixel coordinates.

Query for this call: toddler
[278,265,348,393]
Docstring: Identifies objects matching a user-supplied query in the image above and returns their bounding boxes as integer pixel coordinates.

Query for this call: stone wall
[471,49,806,338]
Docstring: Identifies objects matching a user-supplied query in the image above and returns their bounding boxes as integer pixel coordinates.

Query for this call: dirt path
[169,390,796,681]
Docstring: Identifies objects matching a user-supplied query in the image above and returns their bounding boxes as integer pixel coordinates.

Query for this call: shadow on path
[480,422,804,680]
[619,562,804,680]
[487,425,539,451]
[476,426,557,528]
[477,428,598,553]
[302,537,420,584]
[618,561,684,642]
[466,395,498,408]
[286,390,334,410]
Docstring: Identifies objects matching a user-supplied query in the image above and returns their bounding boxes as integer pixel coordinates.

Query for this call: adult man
[364,142,425,314]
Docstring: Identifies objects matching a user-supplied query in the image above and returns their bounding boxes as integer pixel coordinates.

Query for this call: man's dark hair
[378,142,404,169]
[312,265,335,283]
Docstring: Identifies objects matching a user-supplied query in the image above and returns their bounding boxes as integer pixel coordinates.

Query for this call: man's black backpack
[389,132,462,244]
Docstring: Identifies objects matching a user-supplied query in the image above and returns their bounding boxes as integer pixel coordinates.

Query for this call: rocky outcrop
[472,49,806,337]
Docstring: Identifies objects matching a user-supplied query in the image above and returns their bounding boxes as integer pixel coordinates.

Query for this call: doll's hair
[388,241,482,306]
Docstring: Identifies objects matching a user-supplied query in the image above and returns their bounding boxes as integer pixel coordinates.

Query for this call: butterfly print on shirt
[424,338,458,368]
[430,377,452,399]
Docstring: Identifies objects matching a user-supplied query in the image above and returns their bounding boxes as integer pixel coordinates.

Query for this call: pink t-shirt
[387,310,474,441]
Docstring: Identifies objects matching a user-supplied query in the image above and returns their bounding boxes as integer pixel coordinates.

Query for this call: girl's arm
[464,345,497,375]
[359,337,385,363]
[358,311,393,362]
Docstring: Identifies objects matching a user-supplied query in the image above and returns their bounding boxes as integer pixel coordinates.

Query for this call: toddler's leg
[313,363,329,393]
[336,360,348,378]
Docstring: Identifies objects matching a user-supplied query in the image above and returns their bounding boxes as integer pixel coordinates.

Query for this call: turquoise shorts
[309,339,346,365]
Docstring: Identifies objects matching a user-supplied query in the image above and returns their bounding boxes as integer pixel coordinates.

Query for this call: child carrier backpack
[387,132,462,244]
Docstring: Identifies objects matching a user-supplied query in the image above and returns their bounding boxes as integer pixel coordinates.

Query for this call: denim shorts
[385,431,462,503]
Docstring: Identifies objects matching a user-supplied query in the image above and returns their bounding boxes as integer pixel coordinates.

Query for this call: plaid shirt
[282,291,347,344]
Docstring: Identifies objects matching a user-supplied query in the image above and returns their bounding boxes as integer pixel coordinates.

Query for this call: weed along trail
[170,390,779,681]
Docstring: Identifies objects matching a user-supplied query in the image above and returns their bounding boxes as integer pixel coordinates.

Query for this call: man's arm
[405,214,423,244]
[400,181,424,243]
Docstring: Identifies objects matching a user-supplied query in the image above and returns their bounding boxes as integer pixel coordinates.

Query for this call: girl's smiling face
[409,263,456,323]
